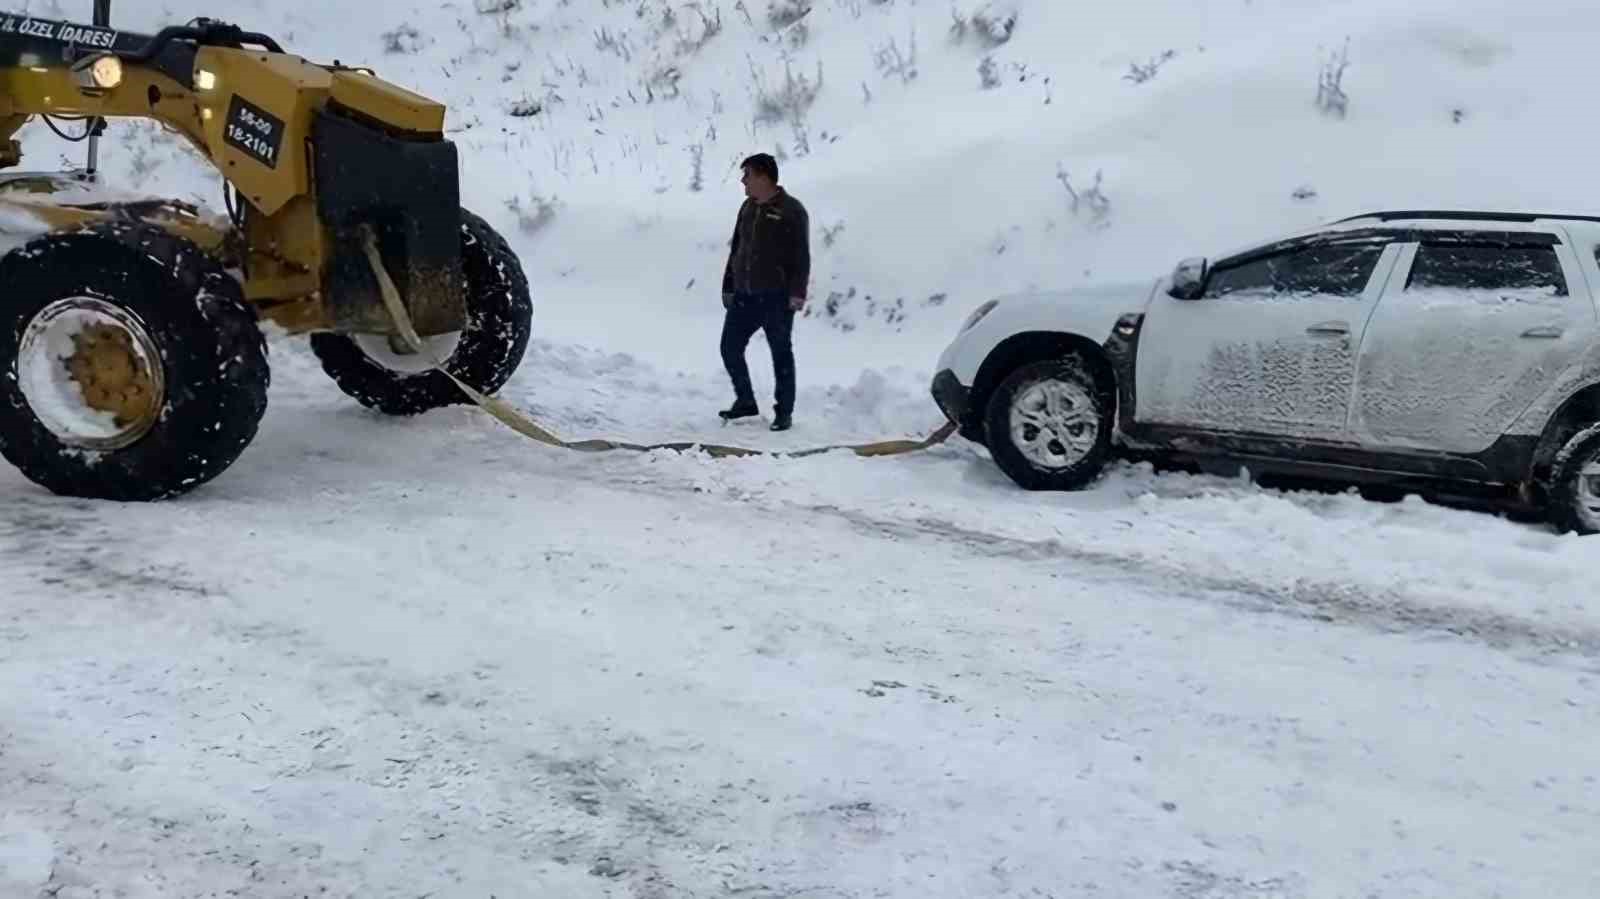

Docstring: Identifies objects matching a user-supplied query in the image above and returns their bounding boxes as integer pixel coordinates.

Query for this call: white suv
[931,211,1600,534]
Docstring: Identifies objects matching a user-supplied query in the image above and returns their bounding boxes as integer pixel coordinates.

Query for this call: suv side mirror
[1168,257,1208,300]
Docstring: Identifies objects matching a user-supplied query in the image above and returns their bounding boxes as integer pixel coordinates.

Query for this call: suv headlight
[959,299,998,335]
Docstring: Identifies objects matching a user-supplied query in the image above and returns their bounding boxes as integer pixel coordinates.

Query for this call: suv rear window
[1406,244,1568,297]
[1203,243,1385,300]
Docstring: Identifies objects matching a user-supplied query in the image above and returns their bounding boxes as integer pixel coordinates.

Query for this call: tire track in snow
[582,461,1600,660]
[818,504,1600,661]
[8,437,1587,662]
[0,562,860,898]
[0,496,214,599]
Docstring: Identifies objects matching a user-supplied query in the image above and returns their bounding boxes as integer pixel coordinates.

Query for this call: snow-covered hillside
[5,1,1600,896]
[47,0,1600,374]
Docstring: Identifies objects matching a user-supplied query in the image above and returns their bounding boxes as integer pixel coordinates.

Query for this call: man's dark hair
[740,153,779,183]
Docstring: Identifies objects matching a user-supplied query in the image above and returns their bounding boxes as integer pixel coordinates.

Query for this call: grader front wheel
[19,299,165,452]
[309,208,533,416]
[0,224,270,501]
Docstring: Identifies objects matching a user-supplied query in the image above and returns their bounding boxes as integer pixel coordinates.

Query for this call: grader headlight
[71,53,124,92]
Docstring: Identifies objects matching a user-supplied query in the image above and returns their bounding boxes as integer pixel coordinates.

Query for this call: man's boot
[720,400,759,421]
[769,411,792,431]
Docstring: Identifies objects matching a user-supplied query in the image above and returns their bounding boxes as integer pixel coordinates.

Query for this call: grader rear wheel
[0,223,269,501]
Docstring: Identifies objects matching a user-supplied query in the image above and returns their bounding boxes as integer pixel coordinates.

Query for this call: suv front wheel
[983,356,1114,491]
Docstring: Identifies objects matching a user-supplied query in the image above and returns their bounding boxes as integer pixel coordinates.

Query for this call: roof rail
[1332,210,1600,225]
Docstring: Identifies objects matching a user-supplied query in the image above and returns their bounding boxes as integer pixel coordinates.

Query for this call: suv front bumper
[931,369,984,443]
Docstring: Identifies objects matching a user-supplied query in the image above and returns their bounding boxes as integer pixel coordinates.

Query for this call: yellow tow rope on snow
[360,227,957,459]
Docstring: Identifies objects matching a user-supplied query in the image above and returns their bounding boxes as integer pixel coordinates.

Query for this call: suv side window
[1202,243,1386,300]
[1406,243,1568,298]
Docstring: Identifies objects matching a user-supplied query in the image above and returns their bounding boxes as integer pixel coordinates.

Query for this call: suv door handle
[1521,326,1564,339]
[1306,321,1350,336]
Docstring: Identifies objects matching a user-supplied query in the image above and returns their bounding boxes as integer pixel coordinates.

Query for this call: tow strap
[361,228,957,459]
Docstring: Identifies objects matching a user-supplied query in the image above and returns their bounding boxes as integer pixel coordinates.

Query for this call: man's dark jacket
[722,188,810,301]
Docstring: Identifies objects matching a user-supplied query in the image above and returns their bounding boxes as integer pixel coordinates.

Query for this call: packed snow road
[2,339,1597,898]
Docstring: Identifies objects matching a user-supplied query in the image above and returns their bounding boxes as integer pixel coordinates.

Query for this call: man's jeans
[721,290,795,415]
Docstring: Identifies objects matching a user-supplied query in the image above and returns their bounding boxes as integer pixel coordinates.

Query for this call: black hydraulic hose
[41,114,91,142]
[119,25,204,63]
[227,29,286,54]
[121,21,285,63]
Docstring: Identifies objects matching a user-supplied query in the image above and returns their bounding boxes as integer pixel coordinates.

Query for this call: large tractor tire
[310,208,532,416]
[0,223,270,501]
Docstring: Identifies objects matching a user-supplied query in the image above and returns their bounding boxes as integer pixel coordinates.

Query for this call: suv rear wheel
[1548,423,1600,535]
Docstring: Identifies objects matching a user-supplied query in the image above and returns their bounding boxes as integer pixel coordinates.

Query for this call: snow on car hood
[992,279,1161,311]
[978,278,1164,343]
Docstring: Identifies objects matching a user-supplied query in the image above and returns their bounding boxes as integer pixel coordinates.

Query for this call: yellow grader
[0,2,531,500]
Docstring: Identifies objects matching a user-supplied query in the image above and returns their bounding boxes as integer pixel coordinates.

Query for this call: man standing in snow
[719,152,810,432]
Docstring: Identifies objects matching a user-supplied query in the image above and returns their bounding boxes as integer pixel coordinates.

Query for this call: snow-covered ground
[5,0,1600,895]
[5,340,1600,897]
